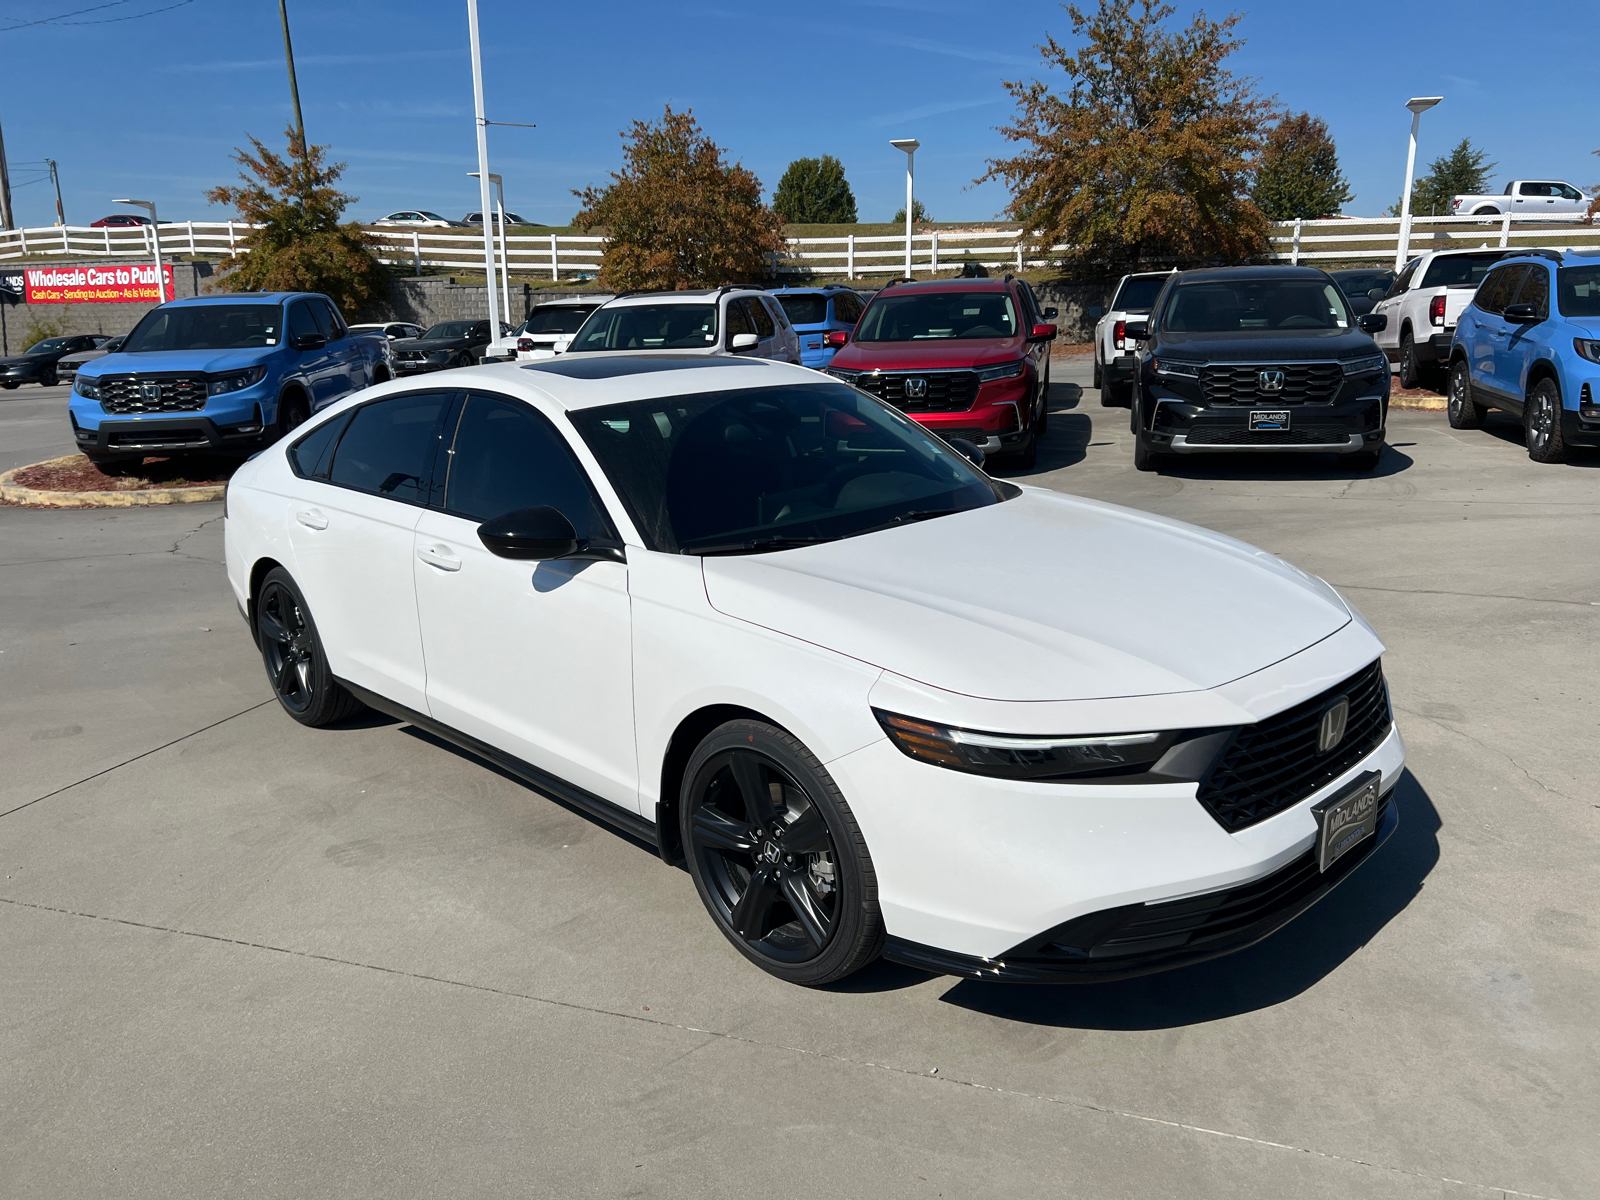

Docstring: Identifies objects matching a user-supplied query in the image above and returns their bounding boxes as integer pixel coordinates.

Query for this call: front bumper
[0,362,44,383]
[1563,404,1600,449]
[392,359,449,375]
[71,412,268,456]
[1146,395,1387,455]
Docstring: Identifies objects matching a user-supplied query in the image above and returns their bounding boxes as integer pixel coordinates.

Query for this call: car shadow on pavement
[1152,443,1416,482]
[1475,414,1600,466]
[989,382,1090,477]
[931,769,1440,1029]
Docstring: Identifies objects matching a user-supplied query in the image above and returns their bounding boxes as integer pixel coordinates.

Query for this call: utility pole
[46,158,64,226]
[0,107,14,230]
[278,0,306,152]
[467,0,500,332]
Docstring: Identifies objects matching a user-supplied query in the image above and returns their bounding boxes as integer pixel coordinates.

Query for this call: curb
[1389,395,1446,412]
[0,456,226,509]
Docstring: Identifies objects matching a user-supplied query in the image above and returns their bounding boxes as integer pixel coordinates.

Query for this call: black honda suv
[1128,267,1390,472]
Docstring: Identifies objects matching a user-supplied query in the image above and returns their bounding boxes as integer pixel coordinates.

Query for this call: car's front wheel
[255,567,366,727]
[39,365,58,388]
[1447,359,1484,429]
[1524,377,1567,464]
[681,719,883,986]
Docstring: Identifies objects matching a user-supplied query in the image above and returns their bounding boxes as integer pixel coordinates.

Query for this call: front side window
[422,321,477,340]
[1473,265,1525,316]
[1112,275,1168,313]
[25,336,73,355]
[853,291,1018,342]
[1556,265,1600,318]
[569,303,719,352]
[287,301,319,344]
[749,297,776,339]
[724,300,754,344]
[777,294,828,326]
[1333,271,1393,298]
[443,393,614,536]
[834,292,862,324]
[122,304,280,352]
[523,307,593,336]
[1419,253,1506,290]
[327,391,451,503]
[570,382,1001,554]
[312,299,346,339]
[1160,278,1350,332]
[1558,184,1584,202]
[1513,266,1550,318]
[1386,258,1420,299]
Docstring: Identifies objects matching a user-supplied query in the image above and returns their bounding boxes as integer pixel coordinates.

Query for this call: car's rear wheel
[1398,332,1421,390]
[255,567,366,727]
[1092,357,1102,389]
[681,719,883,986]
[1524,377,1566,464]
[1446,360,1484,428]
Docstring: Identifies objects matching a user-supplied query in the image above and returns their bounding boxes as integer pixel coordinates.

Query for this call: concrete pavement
[2,361,1595,1198]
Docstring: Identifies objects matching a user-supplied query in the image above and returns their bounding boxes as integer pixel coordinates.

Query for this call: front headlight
[1153,358,1201,378]
[826,367,861,383]
[1342,353,1388,376]
[1573,338,1600,365]
[975,360,1025,383]
[428,351,453,363]
[74,375,102,400]
[207,366,268,395]
[875,709,1194,781]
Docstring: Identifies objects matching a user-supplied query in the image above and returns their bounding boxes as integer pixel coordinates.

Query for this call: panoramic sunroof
[521,355,769,380]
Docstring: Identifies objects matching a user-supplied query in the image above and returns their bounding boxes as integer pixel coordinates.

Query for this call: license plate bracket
[1311,771,1382,872]
[1249,409,1292,431]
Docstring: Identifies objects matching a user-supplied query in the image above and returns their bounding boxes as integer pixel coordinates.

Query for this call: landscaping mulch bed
[11,454,238,493]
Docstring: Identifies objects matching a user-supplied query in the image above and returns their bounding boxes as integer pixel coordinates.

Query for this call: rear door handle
[417,544,462,572]
[295,509,328,530]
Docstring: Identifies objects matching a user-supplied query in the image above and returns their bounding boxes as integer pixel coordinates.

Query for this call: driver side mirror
[292,332,328,351]
[824,329,850,349]
[946,437,986,469]
[1123,317,1149,340]
[1502,303,1541,324]
[730,332,759,351]
[478,506,579,560]
[1042,307,1059,319]
[1357,313,1387,333]
[1367,288,1388,304]
[1028,323,1058,342]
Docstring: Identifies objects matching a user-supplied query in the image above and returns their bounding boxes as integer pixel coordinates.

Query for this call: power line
[0,0,195,32]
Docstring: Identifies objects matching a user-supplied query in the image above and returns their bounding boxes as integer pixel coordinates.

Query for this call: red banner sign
[24,263,175,304]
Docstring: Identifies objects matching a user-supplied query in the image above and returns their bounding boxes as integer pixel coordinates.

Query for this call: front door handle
[417,544,462,572]
[295,509,328,530]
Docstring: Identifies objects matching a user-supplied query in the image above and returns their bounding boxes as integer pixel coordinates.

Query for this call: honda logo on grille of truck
[903,378,928,399]
[141,382,162,401]
[1257,369,1285,393]
[1318,696,1350,753]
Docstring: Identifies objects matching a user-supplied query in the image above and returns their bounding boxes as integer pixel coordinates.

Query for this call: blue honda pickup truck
[70,292,391,470]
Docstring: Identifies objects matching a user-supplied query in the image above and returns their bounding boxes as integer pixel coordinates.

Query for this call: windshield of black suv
[121,304,281,352]
[1112,276,1168,313]
[522,307,593,336]
[422,321,478,340]
[1420,253,1507,289]
[1557,265,1600,317]
[853,291,1018,341]
[569,382,1001,554]
[568,303,719,351]
[776,294,829,325]
[1332,270,1393,296]
[24,337,73,355]
[1160,278,1351,332]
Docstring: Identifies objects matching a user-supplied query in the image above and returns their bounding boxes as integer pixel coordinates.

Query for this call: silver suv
[564,287,801,363]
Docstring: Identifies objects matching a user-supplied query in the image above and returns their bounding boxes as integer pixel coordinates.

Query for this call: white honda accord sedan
[223,354,1405,986]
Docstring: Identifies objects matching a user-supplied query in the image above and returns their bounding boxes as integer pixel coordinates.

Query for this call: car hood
[701,489,1351,703]
[79,349,273,378]
[831,337,1028,372]
[0,354,49,367]
[394,337,470,353]
[59,349,109,366]
[1151,329,1378,361]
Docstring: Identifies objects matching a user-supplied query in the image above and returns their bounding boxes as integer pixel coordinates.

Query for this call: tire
[1007,430,1039,470]
[254,567,367,727]
[1092,357,1102,389]
[272,394,309,444]
[1524,377,1567,464]
[1398,332,1420,390]
[1100,378,1129,408]
[2,382,18,391]
[1035,370,1050,438]
[1132,434,1164,472]
[39,365,58,388]
[680,719,884,986]
[1446,359,1485,429]
[91,457,136,476]
[1473,207,1501,217]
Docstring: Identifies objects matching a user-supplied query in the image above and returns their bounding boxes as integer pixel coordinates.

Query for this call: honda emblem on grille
[141,382,162,401]
[903,378,928,399]
[1317,696,1350,753]
[1257,369,1285,393]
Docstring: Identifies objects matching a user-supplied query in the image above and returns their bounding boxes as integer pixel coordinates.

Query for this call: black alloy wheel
[1398,332,1421,390]
[1447,360,1485,429]
[272,397,308,444]
[255,568,365,726]
[1524,377,1567,464]
[681,720,882,985]
[40,365,58,388]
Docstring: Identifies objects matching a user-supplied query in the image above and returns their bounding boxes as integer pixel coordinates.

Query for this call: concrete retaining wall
[0,261,217,354]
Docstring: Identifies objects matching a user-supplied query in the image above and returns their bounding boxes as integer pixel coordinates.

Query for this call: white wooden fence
[2,213,1595,279]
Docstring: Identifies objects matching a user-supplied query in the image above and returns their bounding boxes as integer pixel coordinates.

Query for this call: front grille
[1185,425,1352,446]
[1200,362,1344,405]
[97,374,207,414]
[932,426,990,444]
[852,371,979,413]
[1197,659,1392,831]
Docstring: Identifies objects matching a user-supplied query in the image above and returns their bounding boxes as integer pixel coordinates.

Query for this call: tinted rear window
[776,295,829,325]
[1420,254,1506,289]
[328,392,450,503]
[1557,265,1600,318]
[1112,276,1167,313]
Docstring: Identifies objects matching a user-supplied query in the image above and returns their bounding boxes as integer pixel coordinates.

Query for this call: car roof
[877,278,1012,294]
[769,286,857,295]
[534,296,611,308]
[1173,266,1331,283]
[445,355,818,412]
[605,288,767,307]
[158,293,307,307]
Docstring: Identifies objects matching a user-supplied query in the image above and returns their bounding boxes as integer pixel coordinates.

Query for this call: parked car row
[1,333,117,389]
[373,210,537,228]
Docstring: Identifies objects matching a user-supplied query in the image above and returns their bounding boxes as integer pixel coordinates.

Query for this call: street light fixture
[114,198,166,302]
[470,171,512,328]
[890,138,919,279]
[1394,96,1442,271]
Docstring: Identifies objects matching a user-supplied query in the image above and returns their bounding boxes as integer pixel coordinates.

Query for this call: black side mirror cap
[1123,317,1149,340]
[1357,313,1387,333]
[293,332,329,351]
[478,505,580,560]
[1366,288,1388,303]
[945,437,985,469]
[1042,306,1059,319]
[1502,303,1541,323]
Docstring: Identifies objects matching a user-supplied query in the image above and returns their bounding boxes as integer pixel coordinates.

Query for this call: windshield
[523,307,593,336]
[121,304,280,352]
[776,294,829,326]
[569,303,718,351]
[569,382,1000,554]
[1332,271,1393,296]
[854,291,1017,341]
[1420,253,1506,289]
[1160,278,1350,332]
[422,321,477,339]
[1557,265,1600,318]
[25,337,73,355]
[1112,276,1168,313]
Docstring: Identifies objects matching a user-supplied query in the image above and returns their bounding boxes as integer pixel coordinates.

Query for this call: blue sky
[3,0,1596,229]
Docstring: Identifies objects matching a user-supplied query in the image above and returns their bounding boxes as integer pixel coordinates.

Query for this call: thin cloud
[872,33,1034,67]
[865,96,1006,128]
[160,50,455,73]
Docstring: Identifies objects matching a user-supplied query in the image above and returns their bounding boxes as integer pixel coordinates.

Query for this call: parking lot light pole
[466,0,499,331]
[1395,96,1442,271]
[891,139,918,279]
[470,171,513,325]
[114,199,165,302]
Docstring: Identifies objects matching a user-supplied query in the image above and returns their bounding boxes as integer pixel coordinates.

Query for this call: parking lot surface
[2,363,1596,1198]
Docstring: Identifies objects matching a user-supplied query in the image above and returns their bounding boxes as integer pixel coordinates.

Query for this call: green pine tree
[1390,138,1498,217]
[891,199,931,224]
[772,155,858,224]
[1252,112,1353,220]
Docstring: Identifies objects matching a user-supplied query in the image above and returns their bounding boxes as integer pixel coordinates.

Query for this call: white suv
[565,288,801,363]
[1092,271,1173,406]
[1369,249,1509,388]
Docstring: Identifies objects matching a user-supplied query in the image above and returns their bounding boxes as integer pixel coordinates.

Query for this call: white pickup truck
[1451,180,1592,218]
[1368,248,1509,388]
[1090,270,1173,406]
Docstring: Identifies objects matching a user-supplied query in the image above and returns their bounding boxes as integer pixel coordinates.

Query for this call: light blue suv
[770,286,865,369]
[1447,249,1600,463]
